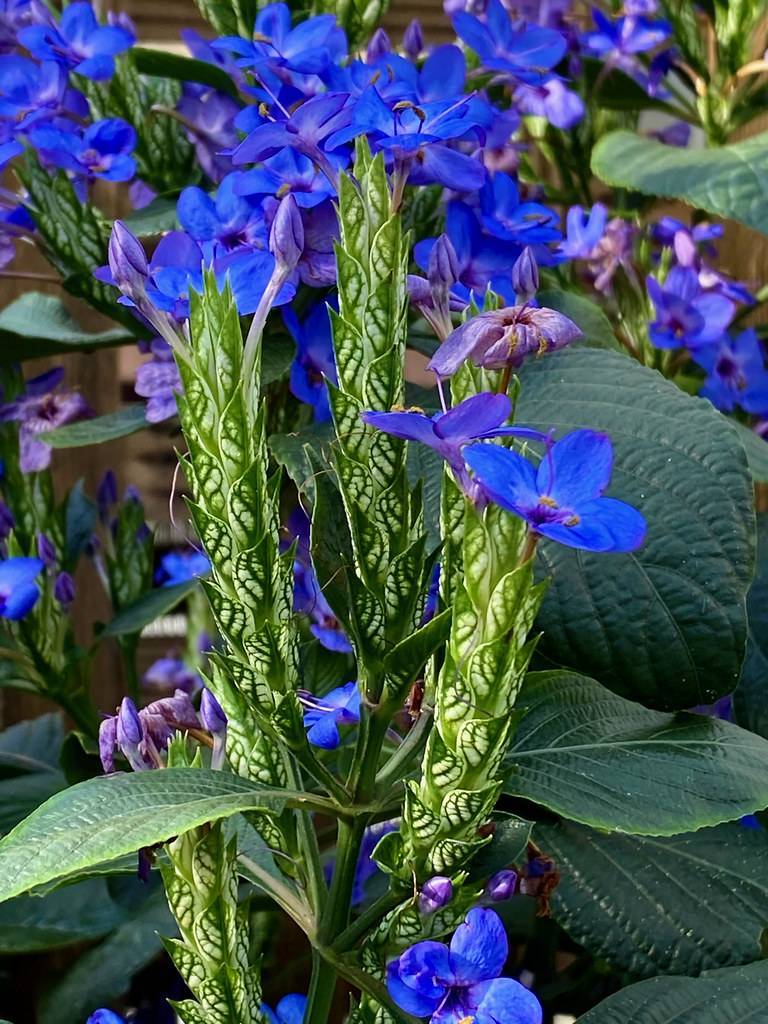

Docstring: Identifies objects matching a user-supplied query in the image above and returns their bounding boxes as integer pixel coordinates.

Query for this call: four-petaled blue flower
[465,429,646,552]
[480,173,562,248]
[387,906,543,1023]
[0,56,66,130]
[29,118,137,182]
[19,1,135,80]
[558,203,607,260]
[453,0,567,84]
[0,557,44,620]
[177,173,268,257]
[301,681,360,749]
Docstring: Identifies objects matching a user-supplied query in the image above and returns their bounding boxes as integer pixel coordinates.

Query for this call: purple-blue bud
[124,484,141,504]
[486,868,518,902]
[367,26,391,62]
[108,220,149,296]
[511,247,539,303]
[54,571,75,608]
[403,19,424,58]
[428,234,460,294]
[269,194,304,271]
[418,875,453,914]
[0,502,14,541]
[200,688,227,736]
[97,470,117,520]
[117,697,143,747]
[36,532,56,570]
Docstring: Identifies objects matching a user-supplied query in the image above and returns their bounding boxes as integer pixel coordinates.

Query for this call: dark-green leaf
[517,348,754,709]
[579,961,768,1023]
[132,47,239,97]
[506,671,768,834]
[592,130,768,236]
[0,878,128,953]
[44,405,148,449]
[0,293,135,362]
[537,289,620,351]
[100,580,199,638]
[537,819,768,977]
[0,769,288,902]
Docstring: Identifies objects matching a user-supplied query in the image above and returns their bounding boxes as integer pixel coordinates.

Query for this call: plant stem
[306,817,367,1024]
[375,707,432,791]
[331,889,404,953]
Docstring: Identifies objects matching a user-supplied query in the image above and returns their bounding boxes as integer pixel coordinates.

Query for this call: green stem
[306,817,368,1024]
[375,708,432,791]
[331,888,405,953]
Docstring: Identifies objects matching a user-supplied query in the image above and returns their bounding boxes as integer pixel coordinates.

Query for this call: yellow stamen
[539,495,558,508]
[458,1017,475,1024]
[565,514,581,527]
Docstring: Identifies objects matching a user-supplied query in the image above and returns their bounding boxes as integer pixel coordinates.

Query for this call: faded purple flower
[134,338,181,422]
[0,368,92,473]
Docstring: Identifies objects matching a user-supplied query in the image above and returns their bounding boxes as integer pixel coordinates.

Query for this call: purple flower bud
[428,234,460,294]
[367,26,391,62]
[418,875,453,914]
[97,470,117,521]
[0,502,14,541]
[124,484,141,504]
[54,571,75,608]
[108,220,149,296]
[117,697,143,747]
[200,688,227,736]
[98,715,118,773]
[486,868,518,902]
[36,532,56,570]
[511,247,539,303]
[403,19,424,58]
[269,194,304,272]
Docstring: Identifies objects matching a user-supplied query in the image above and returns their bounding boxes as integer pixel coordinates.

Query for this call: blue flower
[0,367,92,473]
[363,393,548,484]
[261,994,307,1024]
[0,557,44,620]
[414,201,521,306]
[647,267,735,350]
[558,203,607,259]
[464,429,646,552]
[287,508,352,652]
[283,301,338,421]
[232,92,352,173]
[301,681,361,749]
[694,330,768,416]
[0,56,66,130]
[233,147,340,208]
[480,173,562,247]
[155,549,210,587]
[387,907,542,1023]
[143,655,202,695]
[215,2,345,79]
[581,7,671,87]
[514,78,584,129]
[177,173,268,257]
[134,338,181,423]
[176,86,241,184]
[19,1,135,80]
[86,1012,126,1024]
[29,118,136,182]
[454,0,567,84]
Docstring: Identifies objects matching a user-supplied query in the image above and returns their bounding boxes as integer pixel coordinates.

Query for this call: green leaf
[732,420,768,482]
[0,878,128,953]
[0,293,135,362]
[537,289,620,351]
[132,46,239,97]
[268,422,332,500]
[44,406,148,449]
[467,814,533,882]
[65,480,97,567]
[592,130,768,236]
[517,348,754,709]
[0,769,288,902]
[579,961,768,1023]
[0,712,63,773]
[100,580,198,638]
[261,331,296,386]
[0,772,66,836]
[506,671,768,834]
[122,194,179,236]
[407,439,443,547]
[582,57,682,115]
[537,819,768,977]
[37,886,175,1024]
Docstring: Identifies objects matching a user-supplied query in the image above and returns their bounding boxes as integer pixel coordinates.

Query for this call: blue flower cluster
[647,217,768,415]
